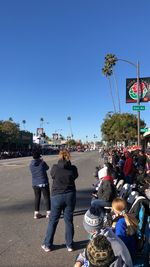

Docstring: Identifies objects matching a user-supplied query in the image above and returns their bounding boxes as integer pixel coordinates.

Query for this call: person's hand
[74,262,82,267]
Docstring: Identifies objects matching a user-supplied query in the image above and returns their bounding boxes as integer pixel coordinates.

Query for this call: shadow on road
[51,239,88,251]
[0,188,92,215]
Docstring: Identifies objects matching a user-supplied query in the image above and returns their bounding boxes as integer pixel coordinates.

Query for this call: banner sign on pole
[126,77,150,103]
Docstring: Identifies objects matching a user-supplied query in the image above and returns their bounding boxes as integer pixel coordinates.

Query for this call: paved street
[0,151,99,267]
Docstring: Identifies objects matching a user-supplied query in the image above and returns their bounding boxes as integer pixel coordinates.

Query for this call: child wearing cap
[74,204,133,267]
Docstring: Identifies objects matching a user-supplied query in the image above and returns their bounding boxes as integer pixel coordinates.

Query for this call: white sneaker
[46,211,51,219]
[41,245,51,252]
[67,247,73,252]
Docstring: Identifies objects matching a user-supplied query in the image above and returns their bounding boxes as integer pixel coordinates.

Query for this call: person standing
[30,150,51,219]
[41,149,78,252]
[123,151,134,184]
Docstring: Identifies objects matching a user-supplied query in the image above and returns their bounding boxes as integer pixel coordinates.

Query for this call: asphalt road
[0,151,100,267]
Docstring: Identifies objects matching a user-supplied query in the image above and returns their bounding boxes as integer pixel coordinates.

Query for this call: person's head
[59,149,71,161]
[146,147,150,158]
[32,150,41,160]
[83,205,105,235]
[112,198,126,215]
[85,235,115,267]
[137,165,145,174]
[112,198,138,234]
[104,162,113,176]
[139,149,144,156]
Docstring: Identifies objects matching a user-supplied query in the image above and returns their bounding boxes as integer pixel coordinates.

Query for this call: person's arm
[74,250,85,267]
[71,165,78,180]
[50,165,57,179]
[43,161,49,171]
[74,262,82,267]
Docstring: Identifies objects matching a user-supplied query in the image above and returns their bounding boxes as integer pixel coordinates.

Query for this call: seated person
[74,205,133,267]
[111,198,138,260]
[92,164,117,207]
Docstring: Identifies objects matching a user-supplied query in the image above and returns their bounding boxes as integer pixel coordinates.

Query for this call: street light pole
[115,58,140,146]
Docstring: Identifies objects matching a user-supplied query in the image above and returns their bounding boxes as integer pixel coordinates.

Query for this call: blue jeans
[91,199,111,208]
[43,191,76,248]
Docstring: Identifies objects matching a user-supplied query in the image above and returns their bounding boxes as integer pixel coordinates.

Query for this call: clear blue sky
[0,0,150,142]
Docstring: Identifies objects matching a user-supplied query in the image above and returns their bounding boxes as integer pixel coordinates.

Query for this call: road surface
[0,151,100,267]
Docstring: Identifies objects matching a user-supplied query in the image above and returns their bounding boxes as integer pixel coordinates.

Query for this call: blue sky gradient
[0,0,150,141]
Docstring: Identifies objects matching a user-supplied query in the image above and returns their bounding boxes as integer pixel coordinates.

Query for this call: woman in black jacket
[42,149,78,252]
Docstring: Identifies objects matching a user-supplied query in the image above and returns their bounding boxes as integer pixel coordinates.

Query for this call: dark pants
[43,191,76,248]
[33,185,50,211]
[91,199,111,208]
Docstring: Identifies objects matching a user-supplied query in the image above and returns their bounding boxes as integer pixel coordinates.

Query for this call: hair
[112,198,138,235]
[86,235,115,267]
[59,149,71,161]
[32,151,41,159]
[104,162,113,176]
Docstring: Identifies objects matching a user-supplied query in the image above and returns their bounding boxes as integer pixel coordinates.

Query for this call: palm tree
[40,117,44,128]
[8,117,13,122]
[102,65,116,113]
[67,116,73,138]
[22,120,26,130]
[104,54,121,113]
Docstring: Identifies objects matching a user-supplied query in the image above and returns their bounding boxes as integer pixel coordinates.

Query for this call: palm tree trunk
[113,69,121,113]
[108,77,116,113]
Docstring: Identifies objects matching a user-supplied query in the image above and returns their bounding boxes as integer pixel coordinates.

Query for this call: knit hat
[85,235,115,267]
[98,167,108,179]
[83,206,105,234]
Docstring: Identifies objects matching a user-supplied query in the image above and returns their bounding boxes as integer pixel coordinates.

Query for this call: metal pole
[137,61,140,146]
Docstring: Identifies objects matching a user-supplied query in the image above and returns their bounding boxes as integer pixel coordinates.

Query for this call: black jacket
[50,159,78,196]
[97,176,117,202]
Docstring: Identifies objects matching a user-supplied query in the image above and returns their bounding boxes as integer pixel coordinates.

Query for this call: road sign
[132,105,145,111]
[140,128,148,133]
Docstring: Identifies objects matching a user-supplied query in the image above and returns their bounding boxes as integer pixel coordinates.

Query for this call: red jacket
[123,157,133,176]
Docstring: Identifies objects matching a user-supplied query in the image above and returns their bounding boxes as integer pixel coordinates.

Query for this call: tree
[67,139,77,147]
[0,120,20,149]
[40,117,44,128]
[102,63,116,113]
[8,117,13,122]
[22,120,26,130]
[102,53,121,113]
[101,113,145,146]
[67,116,73,138]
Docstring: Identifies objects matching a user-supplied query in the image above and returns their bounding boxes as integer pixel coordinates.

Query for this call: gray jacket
[75,228,133,267]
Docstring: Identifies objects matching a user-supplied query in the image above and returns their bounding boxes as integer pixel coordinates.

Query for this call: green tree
[102,53,121,113]
[22,120,26,130]
[0,120,20,149]
[102,63,116,113]
[101,113,145,146]
[67,139,77,147]
[40,117,44,127]
[8,117,13,122]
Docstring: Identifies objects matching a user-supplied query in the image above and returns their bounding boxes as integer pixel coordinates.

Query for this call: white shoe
[46,211,51,219]
[41,245,51,252]
[67,247,73,252]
